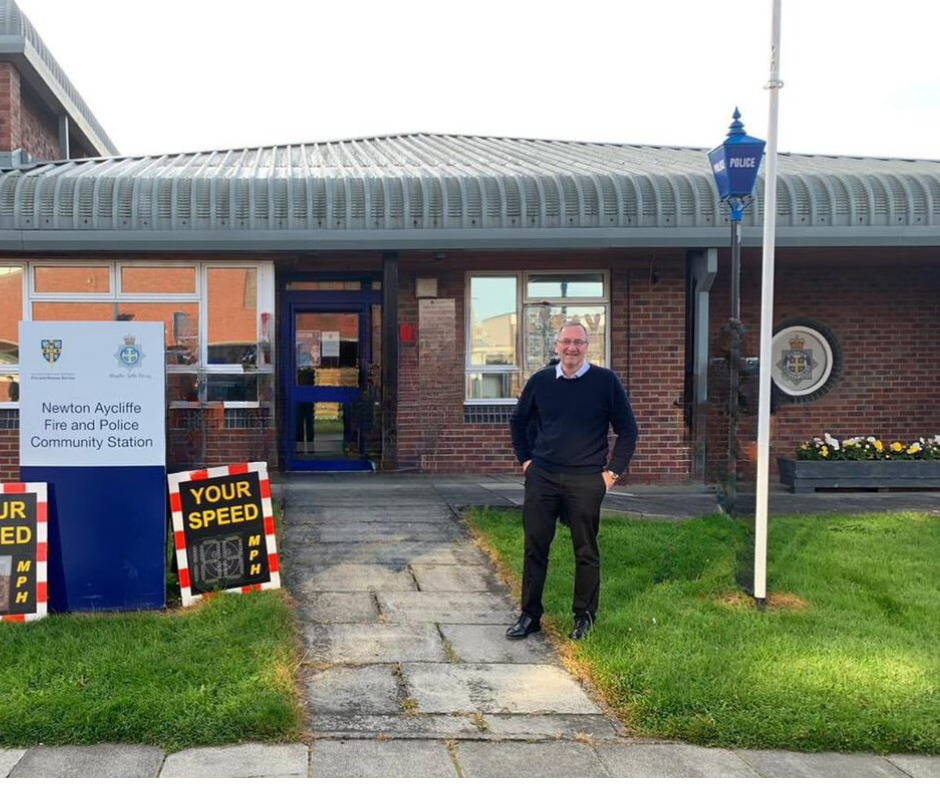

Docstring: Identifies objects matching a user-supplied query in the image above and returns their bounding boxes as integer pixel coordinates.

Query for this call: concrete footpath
[2,476,939,778]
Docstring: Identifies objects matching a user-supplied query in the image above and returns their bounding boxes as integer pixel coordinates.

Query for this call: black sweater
[510,365,639,475]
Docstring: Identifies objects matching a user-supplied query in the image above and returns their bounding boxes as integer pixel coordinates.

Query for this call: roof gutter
[0,226,936,254]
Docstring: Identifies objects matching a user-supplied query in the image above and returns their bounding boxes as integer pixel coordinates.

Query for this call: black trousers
[521,465,607,621]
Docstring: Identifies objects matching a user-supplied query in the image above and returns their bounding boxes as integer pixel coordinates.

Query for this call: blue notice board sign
[19,322,167,612]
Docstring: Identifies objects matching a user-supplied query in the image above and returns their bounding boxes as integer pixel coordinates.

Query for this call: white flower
[824,433,840,451]
[867,436,877,444]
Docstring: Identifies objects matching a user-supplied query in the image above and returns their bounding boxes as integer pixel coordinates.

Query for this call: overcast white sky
[15,0,940,160]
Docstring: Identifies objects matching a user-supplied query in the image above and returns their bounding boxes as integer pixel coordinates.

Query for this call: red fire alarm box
[400,323,416,344]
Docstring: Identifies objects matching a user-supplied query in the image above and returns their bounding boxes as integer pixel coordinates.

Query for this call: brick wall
[0,422,16,481]
[0,64,60,161]
[706,248,940,481]
[395,250,692,482]
[0,63,21,153]
[20,82,59,162]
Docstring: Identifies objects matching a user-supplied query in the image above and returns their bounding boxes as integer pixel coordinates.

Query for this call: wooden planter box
[778,457,940,493]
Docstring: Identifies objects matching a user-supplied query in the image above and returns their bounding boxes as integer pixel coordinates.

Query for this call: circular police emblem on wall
[771,320,840,403]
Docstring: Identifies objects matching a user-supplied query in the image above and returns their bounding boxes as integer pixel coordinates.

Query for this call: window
[465,271,609,402]
[0,267,23,408]
[16,261,274,409]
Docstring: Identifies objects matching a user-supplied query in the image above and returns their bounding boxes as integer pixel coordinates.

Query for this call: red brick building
[0,1,936,484]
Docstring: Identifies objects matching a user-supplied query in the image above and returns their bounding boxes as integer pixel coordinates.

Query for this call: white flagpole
[754,0,783,604]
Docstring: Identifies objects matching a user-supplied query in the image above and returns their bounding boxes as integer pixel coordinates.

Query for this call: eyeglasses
[556,339,588,347]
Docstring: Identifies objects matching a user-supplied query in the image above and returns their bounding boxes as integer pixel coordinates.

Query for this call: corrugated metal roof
[0,134,938,249]
[0,0,117,156]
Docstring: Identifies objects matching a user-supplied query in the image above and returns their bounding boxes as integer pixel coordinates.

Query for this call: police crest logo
[40,339,62,367]
[116,333,144,369]
[777,333,817,386]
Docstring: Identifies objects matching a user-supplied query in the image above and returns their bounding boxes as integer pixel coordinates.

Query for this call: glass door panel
[290,311,369,469]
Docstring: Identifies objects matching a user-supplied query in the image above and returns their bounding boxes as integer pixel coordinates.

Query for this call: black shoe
[505,614,541,639]
[571,616,594,641]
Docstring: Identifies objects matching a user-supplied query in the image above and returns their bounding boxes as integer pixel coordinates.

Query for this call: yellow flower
[907,444,921,454]
[891,442,903,452]
[821,446,829,457]
[874,440,884,452]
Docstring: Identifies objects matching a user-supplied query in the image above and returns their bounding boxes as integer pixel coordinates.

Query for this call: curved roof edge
[0,0,117,156]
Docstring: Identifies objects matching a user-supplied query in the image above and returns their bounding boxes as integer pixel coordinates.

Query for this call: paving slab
[378,591,515,624]
[886,754,940,778]
[482,713,622,741]
[596,743,759,778]
[159,744,308,778]
[286,563,416,592]
[403,663,601,714]
[302,622,447,663]
[0,750,25,778]
[300,523,456,542]
[290,542,486,566]
[456,741,608,778]
[287,510,454,525]
[305,665,402,714]
[737,750,908,778]
[440,624,558,663]
[411,564,501,592]
[292,591,378,623]
[308,714,488,738]
[10,745,165,778]
[311,739,457,778]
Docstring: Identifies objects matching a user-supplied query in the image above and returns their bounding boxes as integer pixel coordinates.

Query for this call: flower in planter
[796,434,940,461]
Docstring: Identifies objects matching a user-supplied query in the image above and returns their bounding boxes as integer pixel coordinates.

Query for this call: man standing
[507,321,638,641]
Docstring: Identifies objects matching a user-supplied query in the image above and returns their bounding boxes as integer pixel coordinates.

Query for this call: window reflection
[206,374,271,403]
[524,304,607,374]
[208,268,258,365]
[32,302,115,321]
[295,313,360,387]
[0,374,19,403]
[469,277,517,366]
[118,302,199,366]
[122,266,196,294]
[0,267,22,364]
[35,266,110,294]
[168,373,200,404]
[526,273,605,300]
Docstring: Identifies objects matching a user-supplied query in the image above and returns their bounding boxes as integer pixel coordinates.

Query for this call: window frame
[17,260,274,410]
[464,269,610,405]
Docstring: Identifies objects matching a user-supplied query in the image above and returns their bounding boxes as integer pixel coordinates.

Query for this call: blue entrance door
[286,302,375,471]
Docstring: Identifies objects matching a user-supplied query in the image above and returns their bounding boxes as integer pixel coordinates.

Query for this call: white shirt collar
[556,361,591,379]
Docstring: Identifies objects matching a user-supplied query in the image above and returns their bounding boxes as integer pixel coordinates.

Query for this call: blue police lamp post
[708,109,766,515]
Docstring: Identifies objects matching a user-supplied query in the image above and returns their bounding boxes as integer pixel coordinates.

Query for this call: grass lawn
[0,590,304,751]
[467,508,940,754]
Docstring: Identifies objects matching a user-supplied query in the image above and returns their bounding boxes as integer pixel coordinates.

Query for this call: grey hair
[555,321,590,342]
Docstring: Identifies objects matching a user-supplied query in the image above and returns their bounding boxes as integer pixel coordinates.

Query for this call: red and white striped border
[0,482,48,624]
[167,462,279,607]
